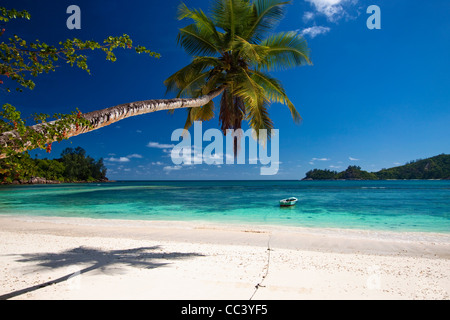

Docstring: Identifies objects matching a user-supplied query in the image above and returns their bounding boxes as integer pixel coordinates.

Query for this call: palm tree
[0,0,310,159]
[0,87,224,159]
[165,0,311,152]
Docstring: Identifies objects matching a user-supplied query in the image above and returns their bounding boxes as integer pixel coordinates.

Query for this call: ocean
[0,180,449,233]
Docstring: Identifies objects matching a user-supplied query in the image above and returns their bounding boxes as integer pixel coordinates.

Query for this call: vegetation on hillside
[303,168,338,180]
[376,154,450,180]
[303,154,450,180]
[0,147,107,184]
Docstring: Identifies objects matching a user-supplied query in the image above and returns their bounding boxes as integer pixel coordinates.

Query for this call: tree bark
[0,87,225,159]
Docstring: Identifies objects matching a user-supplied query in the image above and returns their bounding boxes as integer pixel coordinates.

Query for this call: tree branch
[0,87,225,159]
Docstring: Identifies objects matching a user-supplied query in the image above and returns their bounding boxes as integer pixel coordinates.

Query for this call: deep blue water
[0,180,449,233]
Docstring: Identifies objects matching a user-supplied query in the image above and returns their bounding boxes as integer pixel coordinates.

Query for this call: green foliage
[60,147,106,182]
[303,155,450,180]
[0,152,36,183]
[34,158,65,181]
[0,7,31,23]
[0,7,159,92]
[304,166,378,180]
[0,104,90,158]
[304,168,337,180]
[0,5,159,167]
[376,154,450,180]
[335,166,378,180]
[0,147,107,183]
[166,0,311,144]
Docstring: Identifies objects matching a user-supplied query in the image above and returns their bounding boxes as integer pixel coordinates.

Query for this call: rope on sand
[249,235,272,300]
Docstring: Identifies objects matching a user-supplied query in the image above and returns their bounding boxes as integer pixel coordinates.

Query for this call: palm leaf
[246,0,290,43]
[211,0,253,47]
[259,31,311,70]
[232,67,273,136]
[184,100,215,131]
[177,3,223,47]
[232,35,269,63]
[177,24,221,56]
[249,69,301,122]
[247,101,273,144]
[164,56,220,97]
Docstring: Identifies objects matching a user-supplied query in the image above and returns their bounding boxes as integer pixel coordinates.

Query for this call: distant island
[303,154,450,180]
[0,147,108,185]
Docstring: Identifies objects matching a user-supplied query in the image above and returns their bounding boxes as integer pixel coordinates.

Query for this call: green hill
[376,154,450,180]
[0,147,108,184]
[303,154,450,180]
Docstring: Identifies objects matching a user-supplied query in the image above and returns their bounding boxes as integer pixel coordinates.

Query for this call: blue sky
[1,0,449,180]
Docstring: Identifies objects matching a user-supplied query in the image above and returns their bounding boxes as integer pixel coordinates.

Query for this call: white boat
[279,197,298,207]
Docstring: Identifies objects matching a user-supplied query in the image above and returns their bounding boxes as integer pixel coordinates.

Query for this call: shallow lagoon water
[0,180,449,233]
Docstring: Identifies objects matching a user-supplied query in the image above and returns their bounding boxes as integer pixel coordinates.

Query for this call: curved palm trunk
[0,87,224,159]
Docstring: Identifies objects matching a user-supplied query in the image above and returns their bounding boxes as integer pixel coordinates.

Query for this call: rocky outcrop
[5,177,110,185]
[12,177,61,185]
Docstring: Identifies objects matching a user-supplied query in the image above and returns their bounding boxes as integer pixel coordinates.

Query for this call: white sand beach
[0,215,449,300]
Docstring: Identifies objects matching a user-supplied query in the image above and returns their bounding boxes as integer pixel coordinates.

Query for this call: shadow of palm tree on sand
[0,246,204,300]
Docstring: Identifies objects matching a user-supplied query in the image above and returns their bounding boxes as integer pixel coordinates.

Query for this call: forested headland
[0,147,108,184]
[303,154,450,180]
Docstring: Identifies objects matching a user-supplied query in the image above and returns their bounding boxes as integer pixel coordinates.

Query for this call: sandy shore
[0,215,449,300]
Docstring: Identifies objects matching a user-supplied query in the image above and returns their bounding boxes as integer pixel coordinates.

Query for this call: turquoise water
[0,180,449,233]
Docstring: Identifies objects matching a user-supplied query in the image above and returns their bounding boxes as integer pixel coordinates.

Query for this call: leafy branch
[0,6,160,180]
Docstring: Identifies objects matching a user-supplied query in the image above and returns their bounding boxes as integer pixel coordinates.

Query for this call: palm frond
[233,68,266,105]
[232,36,269,63]
[177,3,223,47]
[178,72,211,99]
[249,69,301,122]
[246,101,273,143]
[164,56,220,97]
[210,0,253,47]
[246,0,290,43]
[177,24,221,56]
[232,67,273,136]
[184,100,215,130]
[259,31,311,70]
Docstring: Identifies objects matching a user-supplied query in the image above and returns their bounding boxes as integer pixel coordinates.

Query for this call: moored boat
[279,197,298,207]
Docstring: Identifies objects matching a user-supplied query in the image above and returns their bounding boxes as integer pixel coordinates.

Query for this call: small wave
[361,187,386,189]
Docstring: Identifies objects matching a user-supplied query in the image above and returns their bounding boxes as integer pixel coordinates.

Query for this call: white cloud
[170,146,203,164]
[163,165,182,173]
[306,0,344,21]
[105,157,130,163]
[169,146,235,166]
[312,157,330,161]
[105,153,142,162]
[329,165,342,169]
[349,157,359,161]
[303,11,315,22]
[151,161,164,165]
[301,26,330,38]
[127,154,143,159]
[305,0,356,22]
[147,141,175,149]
